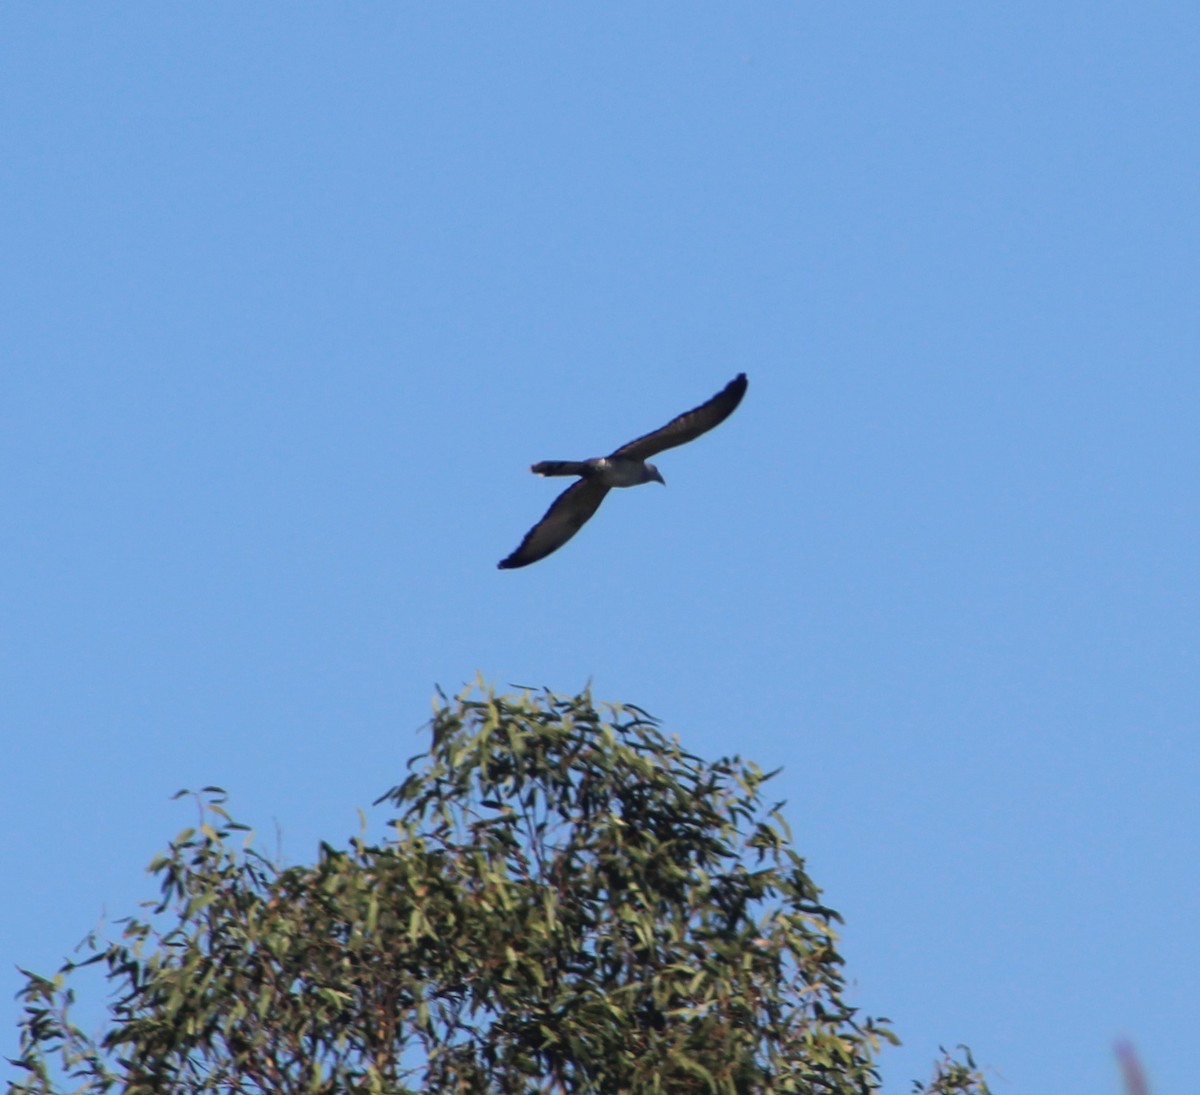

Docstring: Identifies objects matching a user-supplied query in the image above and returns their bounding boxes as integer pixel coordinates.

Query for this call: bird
[498,373,748,569]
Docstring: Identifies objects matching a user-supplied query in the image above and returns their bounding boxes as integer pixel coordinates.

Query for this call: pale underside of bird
[498,373,748,569]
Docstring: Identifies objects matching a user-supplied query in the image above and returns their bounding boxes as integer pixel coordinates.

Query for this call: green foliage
[9,682,990,1094]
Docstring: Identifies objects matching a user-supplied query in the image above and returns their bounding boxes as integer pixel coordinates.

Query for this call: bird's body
[533,457,664,488]
[498,373,747,569]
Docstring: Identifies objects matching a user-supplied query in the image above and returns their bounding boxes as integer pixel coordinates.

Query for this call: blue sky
[3,6,1197,1093]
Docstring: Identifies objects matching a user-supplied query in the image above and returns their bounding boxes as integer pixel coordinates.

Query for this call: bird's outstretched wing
[610,373,748,461]
[497,478,611,569]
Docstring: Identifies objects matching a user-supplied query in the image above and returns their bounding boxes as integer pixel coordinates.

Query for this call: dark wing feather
[497,479,611,569]
[609,373,748,461]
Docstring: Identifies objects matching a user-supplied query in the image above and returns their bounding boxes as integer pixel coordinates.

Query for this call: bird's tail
[531,461,589,477]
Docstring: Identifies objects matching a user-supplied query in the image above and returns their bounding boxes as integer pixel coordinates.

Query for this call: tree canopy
[10,682,989,1094]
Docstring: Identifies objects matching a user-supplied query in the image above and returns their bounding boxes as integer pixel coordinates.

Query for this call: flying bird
[498,373,748,569]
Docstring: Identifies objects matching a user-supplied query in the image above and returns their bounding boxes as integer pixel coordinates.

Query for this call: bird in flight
[498,373,748,569]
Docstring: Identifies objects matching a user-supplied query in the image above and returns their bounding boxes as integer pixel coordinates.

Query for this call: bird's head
[646,464,665,485]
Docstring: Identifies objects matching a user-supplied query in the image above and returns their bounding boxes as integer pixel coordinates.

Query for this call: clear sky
[3,7,1196,1093]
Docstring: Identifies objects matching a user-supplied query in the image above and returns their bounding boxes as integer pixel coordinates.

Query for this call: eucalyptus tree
[11,683,988,1095]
